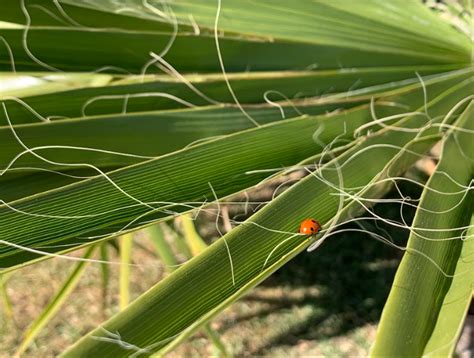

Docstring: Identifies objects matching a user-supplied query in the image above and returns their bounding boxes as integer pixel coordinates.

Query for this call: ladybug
[299,218,321,235]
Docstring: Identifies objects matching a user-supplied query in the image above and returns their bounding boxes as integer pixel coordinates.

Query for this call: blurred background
[4,165,471,357]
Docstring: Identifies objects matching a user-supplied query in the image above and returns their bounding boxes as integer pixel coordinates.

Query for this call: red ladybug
[299,218,321,235]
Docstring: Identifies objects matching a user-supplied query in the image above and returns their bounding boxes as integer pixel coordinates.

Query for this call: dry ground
[1,180,472,357]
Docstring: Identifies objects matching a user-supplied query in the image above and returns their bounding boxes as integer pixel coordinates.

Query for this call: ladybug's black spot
[311,219,316,223]
[310,227,315,231]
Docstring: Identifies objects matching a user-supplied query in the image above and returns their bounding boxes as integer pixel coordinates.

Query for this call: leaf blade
[371,101,474,356]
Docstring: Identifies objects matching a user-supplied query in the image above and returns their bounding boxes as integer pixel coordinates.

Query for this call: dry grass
[1,179,472,357]
[0,229,394,357]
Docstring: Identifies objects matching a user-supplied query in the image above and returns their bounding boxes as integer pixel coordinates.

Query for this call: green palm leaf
[372,102,474,356]
[62,82,471,355]
[0,0,471,356]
